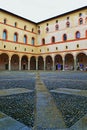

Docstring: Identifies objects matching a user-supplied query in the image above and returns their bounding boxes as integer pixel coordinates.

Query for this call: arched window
[32,28,34,32]
[79,18,83,25]
[3,30,7,40]
[31,37,35,45]
[24,35,27,44]
[38,30,40,34]
[14,33,18,42]
[86,30,87,37]
[42,38,45,45]
[24,25,26,30]
[14,22,17,27]
[46,27,49,33]
[85,17,87,24]
[4,19,7,24]
[63,34,67,41]
[66,21,70,27]
[51,36,55,43]
[55,24,59,30]
[76,31,80,39]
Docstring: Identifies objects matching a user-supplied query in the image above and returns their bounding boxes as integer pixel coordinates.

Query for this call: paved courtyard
[0,71,87,130]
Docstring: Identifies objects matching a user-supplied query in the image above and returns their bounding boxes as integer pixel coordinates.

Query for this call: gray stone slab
[34,75,66,129]
[0,116,31,130]
[0,88,33,96]
[70,114,87,130]
[50,88,87,97]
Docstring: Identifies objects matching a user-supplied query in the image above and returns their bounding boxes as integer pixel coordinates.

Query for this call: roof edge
[0,8,36,24]
[0,6,87,24]
[37,6,87,24]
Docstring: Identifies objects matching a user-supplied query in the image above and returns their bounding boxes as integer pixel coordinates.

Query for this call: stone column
[28,59,30,70]
[43,58,46,71]
[52,59,55,71]
[63,57,65,71]
[36,58,38,70]
[9,57,11,71]
[19,57,21,71]
[74,57,77,71]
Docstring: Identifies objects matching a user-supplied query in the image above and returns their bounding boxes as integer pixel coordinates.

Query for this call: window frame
[3,30,7,40]
[24,35,27,44]
[51,36,55,43]
[76,31,80,39]
[63,34,67,41]
[42,38,45,45]
[14,32,18,42]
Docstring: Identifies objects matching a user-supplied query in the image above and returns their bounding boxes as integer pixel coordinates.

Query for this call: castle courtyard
[0,71,87,130]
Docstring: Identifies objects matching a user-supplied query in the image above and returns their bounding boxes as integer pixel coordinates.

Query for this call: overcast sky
[0,0,87,22]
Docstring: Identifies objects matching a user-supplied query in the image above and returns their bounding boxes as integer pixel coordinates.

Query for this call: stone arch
[76,52,87,70]
[38,56,44,70]
[46,55,53,70]
[11,54,19,70]
[54,54,63,70]
[21,55,28,70]
[30,56,36,70]
[0,53,9,70]
[65,53,74,70]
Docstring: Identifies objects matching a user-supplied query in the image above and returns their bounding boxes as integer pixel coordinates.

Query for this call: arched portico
[46,55,53,70]
[21,55,28,70]
[30,56,36,70]
[11,54,19,70]
[76,52,87,70]
[54,54,63,70]
[65,54,74,70]
[0,53,9,70]
[38,56,44,70]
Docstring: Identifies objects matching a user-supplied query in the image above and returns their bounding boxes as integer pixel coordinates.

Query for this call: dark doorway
[5,64,8,70]
[23,65,26,70]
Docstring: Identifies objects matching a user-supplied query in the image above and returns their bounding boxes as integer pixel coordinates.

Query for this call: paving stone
[0,88,33,96]
[0,116,31,130]
[50,88,87,97]
[0,71,87,130]
[34,74,66,129]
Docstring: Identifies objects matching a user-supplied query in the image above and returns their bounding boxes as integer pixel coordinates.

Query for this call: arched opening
[24,35,27,44]
[11,54,19,70]
[38,56,44,70]
[30,56,36,70]
[65,54,74,70]
[14,32,18,42]
[79,18,83,25]
[42,38,45,45]
[0,53,9,70]
[66,21,70,28]
[31,37,35,45]
[63,34,67,41]
[21,55,28,70]
[76,31,80,39]
[51,36,55,43]
[54,55,63,70]
[46,55,53,70]
[76,53,87,71]
[3,30,7,40]
[86,30,87,38]
[55,24,59,30]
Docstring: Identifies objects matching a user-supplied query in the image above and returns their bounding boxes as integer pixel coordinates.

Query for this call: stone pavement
[0,112,31,130]
[0,71,87,130]
[50,88,87,97]
[0,88,33,96]
[33,73,66,129]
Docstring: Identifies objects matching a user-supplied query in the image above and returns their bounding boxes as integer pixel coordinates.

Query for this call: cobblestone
[0,71,87,130]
